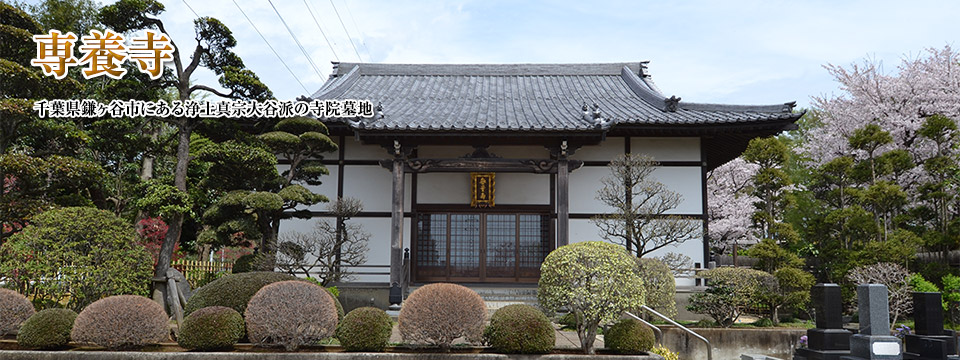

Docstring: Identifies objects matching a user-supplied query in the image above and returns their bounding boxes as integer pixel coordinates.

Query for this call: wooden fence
[172,260,233,288]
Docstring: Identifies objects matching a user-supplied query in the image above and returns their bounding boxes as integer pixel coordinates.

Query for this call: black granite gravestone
[796,284,853,360]
[904,292,959,360]
[841,284,902,360]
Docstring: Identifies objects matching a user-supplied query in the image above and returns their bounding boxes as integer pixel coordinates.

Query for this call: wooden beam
[557,158,569,247]
[389,158,405,290]
[378,158,583,174]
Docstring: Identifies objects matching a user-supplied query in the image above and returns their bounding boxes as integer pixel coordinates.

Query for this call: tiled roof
[311,62,800,132]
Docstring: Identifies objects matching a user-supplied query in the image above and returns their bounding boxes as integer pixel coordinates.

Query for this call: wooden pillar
[390,158,405,289]
[557,158,569,247]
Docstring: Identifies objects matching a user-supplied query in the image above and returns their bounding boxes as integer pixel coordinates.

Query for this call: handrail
[624,312,663,344]
[635,305,712,360]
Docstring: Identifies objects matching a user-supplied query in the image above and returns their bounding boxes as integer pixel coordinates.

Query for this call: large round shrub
[177,306,245,351]
[638,258,677,319]
[0,288,35,335]
[16,308,77,349]
[483,304,554,354]
[336,307,392,352]
[245,280,338,350]
[398,283,485,349]
[604,319,655,354]
[184,271,295,316]
[0,207,153,311]
[538,241,644,354]
[232,254,256,274]
[71,295,168,349]
[325,287,345,322]
[687,267,773,327]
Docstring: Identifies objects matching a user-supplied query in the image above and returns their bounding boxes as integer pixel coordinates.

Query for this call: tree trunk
[255,214,278,271]
[151,121,191,313]
[580,323,598,355]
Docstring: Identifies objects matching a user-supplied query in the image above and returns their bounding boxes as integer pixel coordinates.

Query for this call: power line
[182,0,201,18]
[304,0,340,62]
[231,0,309,94]
[268,0,325,80]
[328,0,363,62]
[340,0,372,60]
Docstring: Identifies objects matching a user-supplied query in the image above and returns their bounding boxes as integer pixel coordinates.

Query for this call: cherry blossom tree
[706,158,759,258]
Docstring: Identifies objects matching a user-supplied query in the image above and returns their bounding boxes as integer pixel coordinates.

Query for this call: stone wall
[660,326,805,360]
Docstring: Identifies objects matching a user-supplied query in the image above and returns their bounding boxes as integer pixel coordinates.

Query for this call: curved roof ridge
[330,62,646,76]
[311,65,361,99]
[619,65,669,111]
[679,101,797,113]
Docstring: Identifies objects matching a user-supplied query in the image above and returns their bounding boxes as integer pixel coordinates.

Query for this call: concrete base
[794,348,850,360]
[0,352,665,360]
[336,284,391,313]
[841,334,902,360]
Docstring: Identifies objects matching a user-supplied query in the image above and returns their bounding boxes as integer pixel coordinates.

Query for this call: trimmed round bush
[484,304,554,354]
[232,254,256,273]
[16,308,77,349]
[71,295,169,349]
[245,280,338,350]
[178,306,245,351]
[0,288,35,335]
[336,307,392,352]
[325,287,345,322]
[398,283,486,349]
[604,319,655,354]
[184,271,295,316]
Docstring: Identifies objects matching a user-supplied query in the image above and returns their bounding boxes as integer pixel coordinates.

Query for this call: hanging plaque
[470,172,495,208]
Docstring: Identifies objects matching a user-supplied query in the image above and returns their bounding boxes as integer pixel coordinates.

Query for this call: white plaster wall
[631,137,700,162]
[569,218,606,244]
[417,173,470,204]
[486,145,550,159]
[568,167,611,214]
[568,166,703,215]
[345,142,389,160]
[416,146,474,158]
[341,166,412,212]
[568,218,704,287]
[571,137,624,161]
[490,173,549,205]
[652,167,702,214]
[277,216,407,284]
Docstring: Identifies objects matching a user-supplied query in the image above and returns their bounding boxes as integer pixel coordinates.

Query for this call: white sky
[25,1,960,108]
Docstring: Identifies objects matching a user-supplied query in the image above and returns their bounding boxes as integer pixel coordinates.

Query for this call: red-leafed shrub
[136,217,182,266]
[244,280,337,350]
[71,295,169,349]
[398,283,486,349]
[0,288,35,335]
[177,306,245,351]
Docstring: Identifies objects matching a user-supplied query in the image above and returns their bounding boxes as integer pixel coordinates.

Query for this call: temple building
[281,62,801,304]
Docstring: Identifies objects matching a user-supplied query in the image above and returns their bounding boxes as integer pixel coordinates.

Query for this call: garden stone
[841,284,901,360]
[167,268,193,300]
[903,292,959,360]
[795,284,852,360]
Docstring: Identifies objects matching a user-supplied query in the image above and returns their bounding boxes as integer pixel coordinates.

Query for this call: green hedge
[16,308,77,349]
[184,271,295,316]
[336,307,392,352]
[177,306,245,351]
[483,304,554,354]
